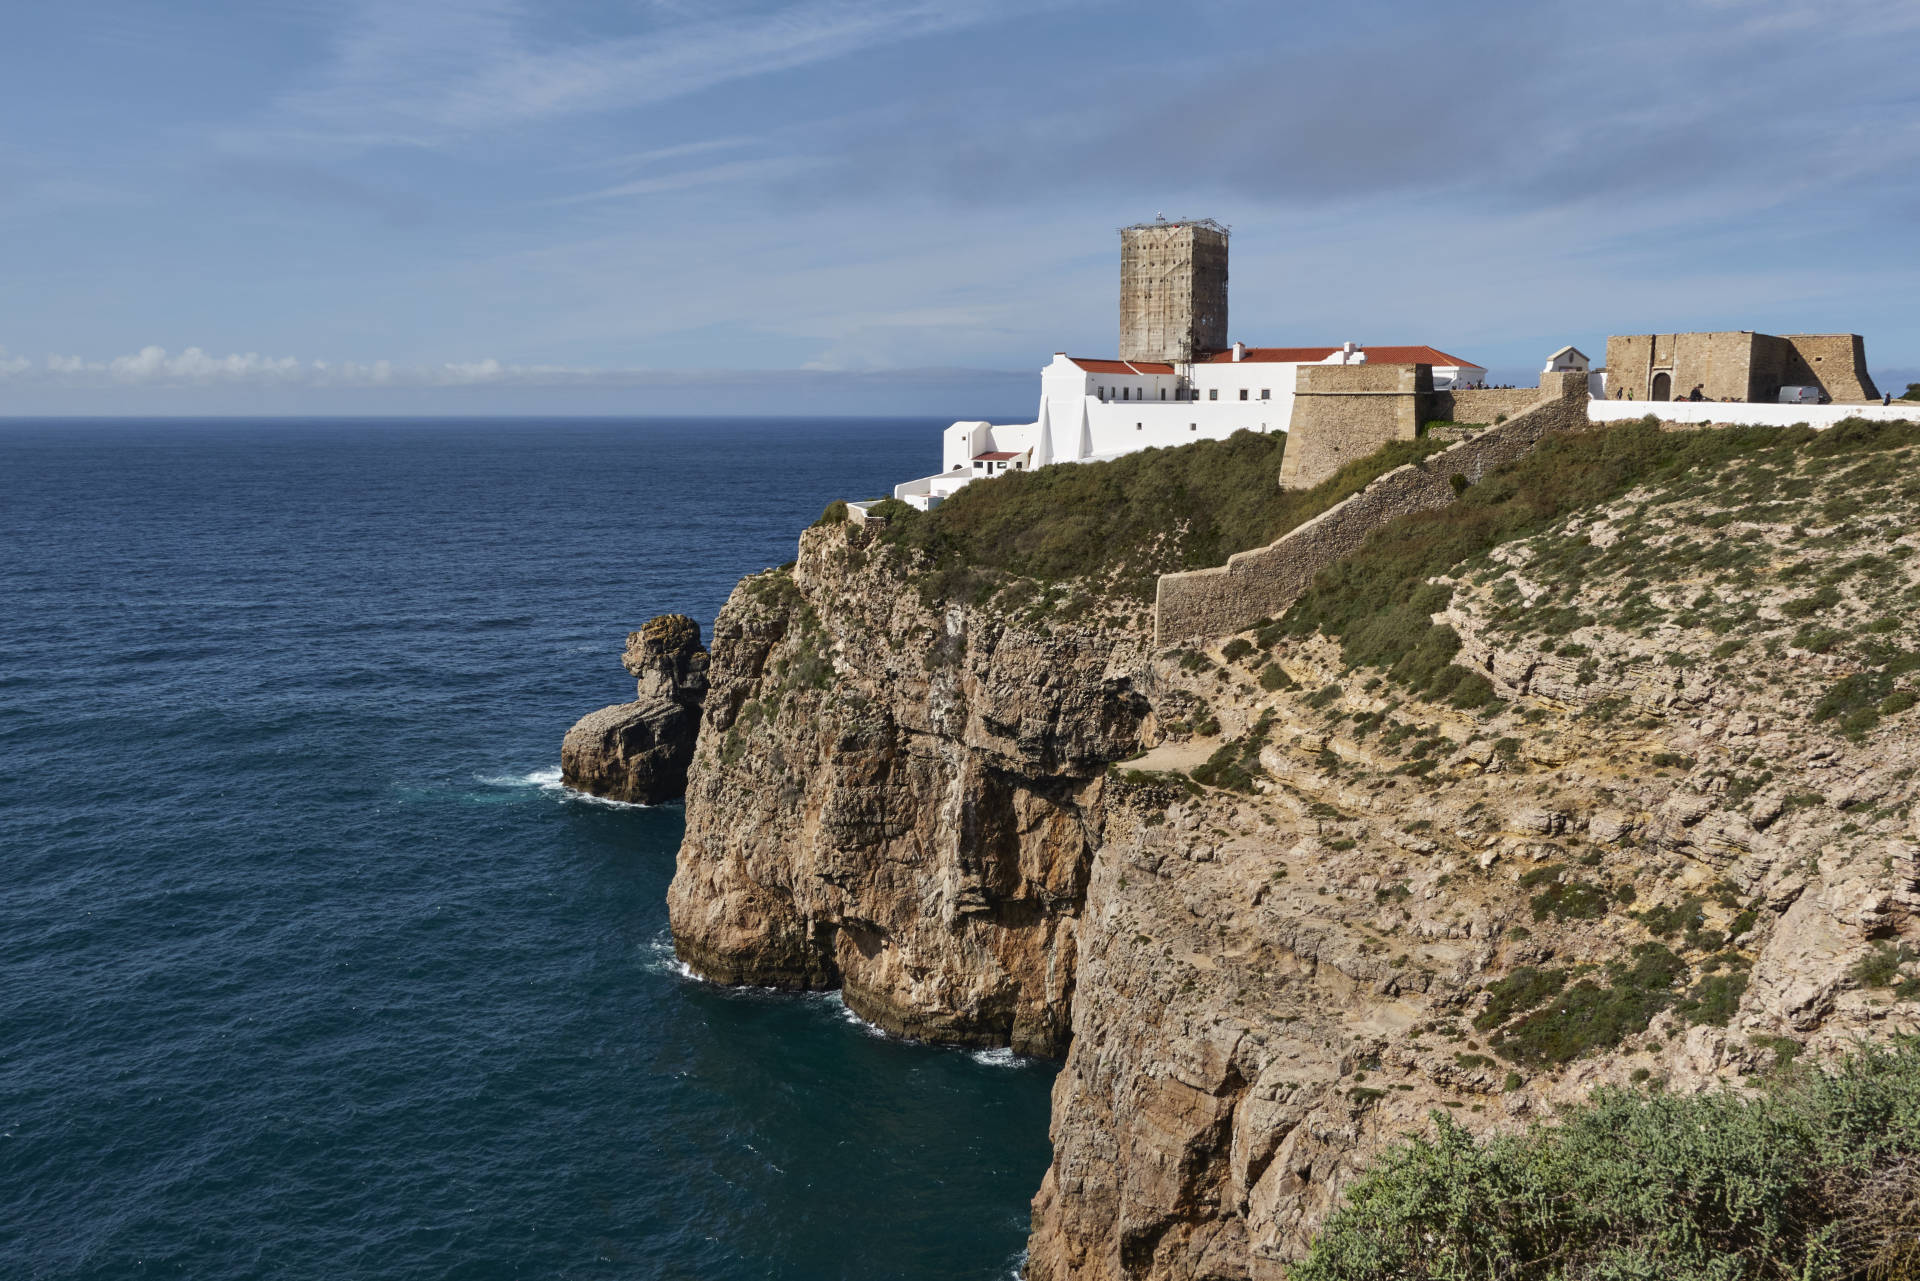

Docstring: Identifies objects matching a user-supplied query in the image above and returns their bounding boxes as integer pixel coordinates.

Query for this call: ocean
[0,419,1056,1280]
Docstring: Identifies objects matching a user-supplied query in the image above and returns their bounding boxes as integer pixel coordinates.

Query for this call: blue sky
[2,0,1915,415]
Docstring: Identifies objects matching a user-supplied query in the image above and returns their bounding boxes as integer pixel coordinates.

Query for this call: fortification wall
[1431,387,1539,423]
[1606,335,1655,401]
[1155,372,1590,647]
[1604,330,1879,404]
[1277,363,1431,490]
[1675,331,1763,402]
[1783,334,1879,402]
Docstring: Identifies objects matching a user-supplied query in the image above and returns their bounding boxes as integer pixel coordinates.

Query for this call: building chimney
[1231,341,1246,362]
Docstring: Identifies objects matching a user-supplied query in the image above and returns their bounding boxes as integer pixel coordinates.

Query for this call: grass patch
[876,429,1447,604]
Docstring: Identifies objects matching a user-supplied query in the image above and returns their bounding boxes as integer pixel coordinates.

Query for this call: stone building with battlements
[1604,331,1879,404]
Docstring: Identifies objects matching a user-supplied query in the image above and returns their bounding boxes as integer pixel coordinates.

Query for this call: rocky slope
[665,422,1920,1279]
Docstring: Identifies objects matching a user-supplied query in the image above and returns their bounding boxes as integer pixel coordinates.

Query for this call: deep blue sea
[0,419,1055,1280]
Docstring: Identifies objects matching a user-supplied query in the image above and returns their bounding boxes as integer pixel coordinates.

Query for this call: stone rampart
[1154,372,1590,647]
[1430,386,1540,424]
[1277,362,1431,490]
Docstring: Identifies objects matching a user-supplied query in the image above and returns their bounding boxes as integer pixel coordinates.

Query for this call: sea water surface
[0,419,1055,1280]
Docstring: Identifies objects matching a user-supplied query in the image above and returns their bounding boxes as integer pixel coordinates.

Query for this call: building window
[1208,389,1218,401]
[1159,388,1166,400]
[1260,389,1270,400]
[1189,423,1197,431]
[1136,422,1142,430]
[1238,389,1248,400]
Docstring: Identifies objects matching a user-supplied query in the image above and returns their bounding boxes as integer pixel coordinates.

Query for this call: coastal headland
[582,403,1920,1277]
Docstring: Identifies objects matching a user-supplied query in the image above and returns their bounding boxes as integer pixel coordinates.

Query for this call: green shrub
[1279,420,1852,700]
[1493,944,1687,1066]
[1782,584,1842,618]
[1852,942,1913,989]
[1259,664,1294,692]
[1293,1040,1920,1281]
[879,428,1447,603]
[1221,637,1254,663]
[813,498,849,526]
[1473,966,1567,1032]
[1529,878,1612,922]
[1189,713,1275,793]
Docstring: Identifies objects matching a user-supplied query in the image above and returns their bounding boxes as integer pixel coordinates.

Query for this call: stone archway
[1650,371,1672,400]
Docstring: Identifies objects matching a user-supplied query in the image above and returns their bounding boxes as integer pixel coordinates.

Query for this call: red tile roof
[974,451,1022,461]
[1198,345,1482,368]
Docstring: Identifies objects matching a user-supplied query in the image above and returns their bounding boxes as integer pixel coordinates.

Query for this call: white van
[1778,385,1829,405]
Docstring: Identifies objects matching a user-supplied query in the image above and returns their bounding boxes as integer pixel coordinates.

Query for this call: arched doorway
[1650,371,1672,400]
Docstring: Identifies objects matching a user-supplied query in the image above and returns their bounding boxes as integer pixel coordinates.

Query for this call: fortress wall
[1155,372,1590,647]
[1277,363,1431,490]
[1605,331,1879,404]
[1783,334,1879,402]
[1673,331,1763,402]
[1432,387,1540,423]
[1606,335,1655,400]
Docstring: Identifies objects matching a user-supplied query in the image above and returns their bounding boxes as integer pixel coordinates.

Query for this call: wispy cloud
[549,156,807,204]
[30,346,557,388]
[269,0,1047,146]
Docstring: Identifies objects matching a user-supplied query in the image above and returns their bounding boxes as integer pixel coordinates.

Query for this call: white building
[891,342,1486,509]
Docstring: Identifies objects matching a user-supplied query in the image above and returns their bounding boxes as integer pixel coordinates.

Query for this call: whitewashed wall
[1590,400,1920,428]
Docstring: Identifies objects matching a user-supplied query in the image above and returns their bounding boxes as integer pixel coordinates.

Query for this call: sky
[1,0,1915,416]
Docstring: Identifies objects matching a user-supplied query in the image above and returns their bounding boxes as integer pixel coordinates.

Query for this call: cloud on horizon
[0,0,1914,414]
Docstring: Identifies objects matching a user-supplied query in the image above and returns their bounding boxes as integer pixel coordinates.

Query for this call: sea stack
[561,614,709,804]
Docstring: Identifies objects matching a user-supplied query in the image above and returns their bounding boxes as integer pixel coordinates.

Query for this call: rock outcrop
[561,614,709,804]
[665,525,1151,1055]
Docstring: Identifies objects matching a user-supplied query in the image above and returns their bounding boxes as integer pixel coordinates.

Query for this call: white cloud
[271,0,1052,146]
[15,344,881,390]
[549,156,808,204]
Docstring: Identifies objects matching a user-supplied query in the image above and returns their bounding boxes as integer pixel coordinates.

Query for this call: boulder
[561,614,709,803]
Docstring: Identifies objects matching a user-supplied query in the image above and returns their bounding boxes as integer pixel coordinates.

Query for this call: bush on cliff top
[1294,1038,1920,1281]
[1283,418,1920,694]
[873,430,1447,604]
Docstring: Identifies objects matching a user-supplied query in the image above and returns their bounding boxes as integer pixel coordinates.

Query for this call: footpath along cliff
[650,416,1920,1279]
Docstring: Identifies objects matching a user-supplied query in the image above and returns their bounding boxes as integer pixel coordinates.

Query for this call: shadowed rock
[561,614,709,804]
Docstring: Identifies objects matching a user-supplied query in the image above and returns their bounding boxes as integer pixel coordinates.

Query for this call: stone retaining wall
[1154,372,1590,647]
[1431,386,1540,424]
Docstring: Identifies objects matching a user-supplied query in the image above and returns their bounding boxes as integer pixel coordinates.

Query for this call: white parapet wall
[1591,400,1920,428]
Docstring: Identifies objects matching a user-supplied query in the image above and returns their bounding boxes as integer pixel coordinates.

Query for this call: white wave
[473,766,656,808]
[643,933,703,981]
[970,1046,1031,1069]
[820,991,891,1039]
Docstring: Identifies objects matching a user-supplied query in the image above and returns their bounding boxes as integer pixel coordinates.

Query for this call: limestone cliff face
[666,524,1151,1055]
[561,614,709,804]
[664,435,1920,1279]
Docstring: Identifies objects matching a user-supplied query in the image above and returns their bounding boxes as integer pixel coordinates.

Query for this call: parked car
[1778,385,1830,405]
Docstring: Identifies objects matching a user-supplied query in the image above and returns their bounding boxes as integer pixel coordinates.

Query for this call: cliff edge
[660,418,1920,1278]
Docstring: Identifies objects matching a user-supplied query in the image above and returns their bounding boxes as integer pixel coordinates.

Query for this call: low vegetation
[1295,1039,1920,1281]
[869,429,1446,603]
[1281,417,1920,710]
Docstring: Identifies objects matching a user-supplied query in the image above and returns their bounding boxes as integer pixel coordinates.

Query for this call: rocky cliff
[562,613,708,803]
[666,524,1152,1055]
[663,421,1920,1279]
